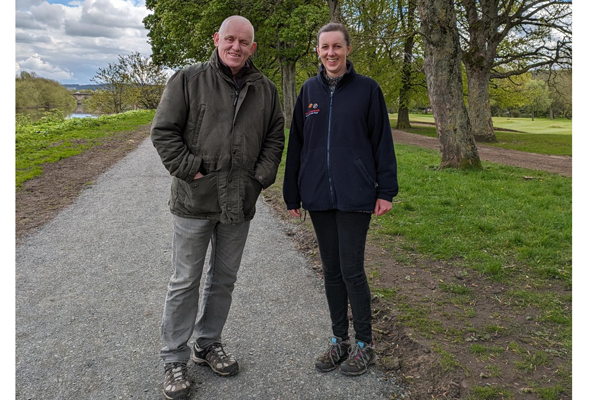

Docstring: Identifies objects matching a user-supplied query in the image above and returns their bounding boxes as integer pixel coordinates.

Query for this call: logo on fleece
[306,103,320,117]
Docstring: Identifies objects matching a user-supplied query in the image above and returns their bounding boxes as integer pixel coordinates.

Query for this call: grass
[15,109,155,187]
[374,144,572,283]
[263,129,572,399]
[389,113,572,156]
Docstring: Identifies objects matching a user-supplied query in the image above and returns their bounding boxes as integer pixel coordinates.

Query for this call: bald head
[219,16,254,43]
[214,15,257,75]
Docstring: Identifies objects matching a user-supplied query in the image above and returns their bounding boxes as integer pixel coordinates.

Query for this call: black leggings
[309,210,372,343]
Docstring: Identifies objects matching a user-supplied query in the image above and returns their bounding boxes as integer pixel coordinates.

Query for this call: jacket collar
[317,60,356,89]
[209,48,262,85]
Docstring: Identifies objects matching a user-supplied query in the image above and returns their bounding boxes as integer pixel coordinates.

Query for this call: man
[151,15,285,400]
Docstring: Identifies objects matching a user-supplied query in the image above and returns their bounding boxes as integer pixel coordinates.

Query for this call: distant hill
[62,84,103,91]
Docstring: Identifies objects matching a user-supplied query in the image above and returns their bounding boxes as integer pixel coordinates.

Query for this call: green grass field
[398,113,572,135]
[15,109,155,187]
[389,113,572,156]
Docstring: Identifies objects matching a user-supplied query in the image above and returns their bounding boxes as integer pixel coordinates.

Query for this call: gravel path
[15,138,404,400]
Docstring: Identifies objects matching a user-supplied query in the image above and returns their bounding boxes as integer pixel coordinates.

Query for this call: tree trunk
[327,0,342,23]
[396,108,410,129]
[396,0,416,130]
[279,59,296,130]
[417,0,481,170]
[461,0,498,143]
[465,66,497,142]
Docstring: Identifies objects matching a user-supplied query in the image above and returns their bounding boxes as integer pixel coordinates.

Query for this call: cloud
[15,32,54,44]
[16,0,45,11]
[16,11,45,30]
[16,53,74,81]
[30,2,66,28]
[14,0,153,83]
[64,19,123,38]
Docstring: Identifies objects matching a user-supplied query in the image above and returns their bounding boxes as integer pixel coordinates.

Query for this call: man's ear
[213,32,219,47]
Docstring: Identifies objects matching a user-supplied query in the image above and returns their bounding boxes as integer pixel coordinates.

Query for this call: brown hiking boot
[192,342,239,376]
[315,336,351,372]
[340,341,376,376]
[163,362,191,399]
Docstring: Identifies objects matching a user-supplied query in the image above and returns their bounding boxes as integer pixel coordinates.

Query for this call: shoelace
[166,363,187,382]
[209,343,232,361]
[348,345,369,367]
[325,341,343,363]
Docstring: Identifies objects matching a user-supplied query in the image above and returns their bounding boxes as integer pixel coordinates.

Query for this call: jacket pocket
[179,173,221,215]
[242,170,263,216]
[354,158,376,188]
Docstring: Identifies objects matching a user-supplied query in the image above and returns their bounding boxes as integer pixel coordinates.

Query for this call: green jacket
[151,50,285,224]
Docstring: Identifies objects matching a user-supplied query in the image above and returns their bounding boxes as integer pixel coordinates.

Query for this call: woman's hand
[374,199,392,216]
[289,209,302,218]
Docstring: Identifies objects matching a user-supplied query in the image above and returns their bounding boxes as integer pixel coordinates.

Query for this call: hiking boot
[340,341,376,376]
[315,336,351,372]
[163,362,191,400]
[192,342,239,376]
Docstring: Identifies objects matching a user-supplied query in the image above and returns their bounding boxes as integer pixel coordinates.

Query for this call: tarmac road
[15,138,405,400]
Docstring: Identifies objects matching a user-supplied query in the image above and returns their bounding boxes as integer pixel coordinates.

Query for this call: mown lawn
[389,114,573,156]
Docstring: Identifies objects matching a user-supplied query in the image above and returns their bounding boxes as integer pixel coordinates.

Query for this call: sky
[14,0,154,85]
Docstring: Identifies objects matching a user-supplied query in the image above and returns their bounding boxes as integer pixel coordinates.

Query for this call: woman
[283,23,398,376]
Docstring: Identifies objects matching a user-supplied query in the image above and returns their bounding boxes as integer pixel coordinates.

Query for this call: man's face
[213,18,257,75]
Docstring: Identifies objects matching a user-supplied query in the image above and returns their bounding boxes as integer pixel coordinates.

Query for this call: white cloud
[16,0,45,11]
[30,2,65,28]
[15,11,45,30]
[16,53,74,81]
[14,0,153,83]
[15,32,54,44]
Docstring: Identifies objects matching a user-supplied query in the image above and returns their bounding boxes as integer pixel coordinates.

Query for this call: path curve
[392,129,572,177]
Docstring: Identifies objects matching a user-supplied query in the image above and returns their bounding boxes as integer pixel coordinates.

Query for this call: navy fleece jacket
[283,62,398,212]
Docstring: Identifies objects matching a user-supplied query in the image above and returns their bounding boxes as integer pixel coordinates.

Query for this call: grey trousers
[160,214,251,363]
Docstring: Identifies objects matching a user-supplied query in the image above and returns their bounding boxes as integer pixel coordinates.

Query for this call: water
[67,104,96,119]
[16,104,98,121]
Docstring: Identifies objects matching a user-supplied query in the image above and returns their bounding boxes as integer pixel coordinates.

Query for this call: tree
[417,0,481,169]
[458,0,572,141]
[523,78,551,120]
[397,0,419,129]
[88,52,167,114]
[15,71,76,110]
[251,2,329,128]
[123,52,169,109]
[342,0,425,129]
[540,68,571,119]
[328,0,342,22]
[489,72,530,116]
[89,60,134,114]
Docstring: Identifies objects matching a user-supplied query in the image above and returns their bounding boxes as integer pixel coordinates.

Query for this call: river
[16,104,97,121]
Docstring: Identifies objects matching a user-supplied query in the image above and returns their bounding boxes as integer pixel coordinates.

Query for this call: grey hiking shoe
[340,341,376,376]
[163,362,191,400]
[315,336,351,372]
[192,342,239,376]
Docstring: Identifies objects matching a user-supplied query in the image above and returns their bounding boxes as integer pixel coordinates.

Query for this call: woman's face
[317,31,351,77]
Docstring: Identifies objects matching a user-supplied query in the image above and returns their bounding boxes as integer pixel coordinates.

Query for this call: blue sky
[14,0,153,84]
